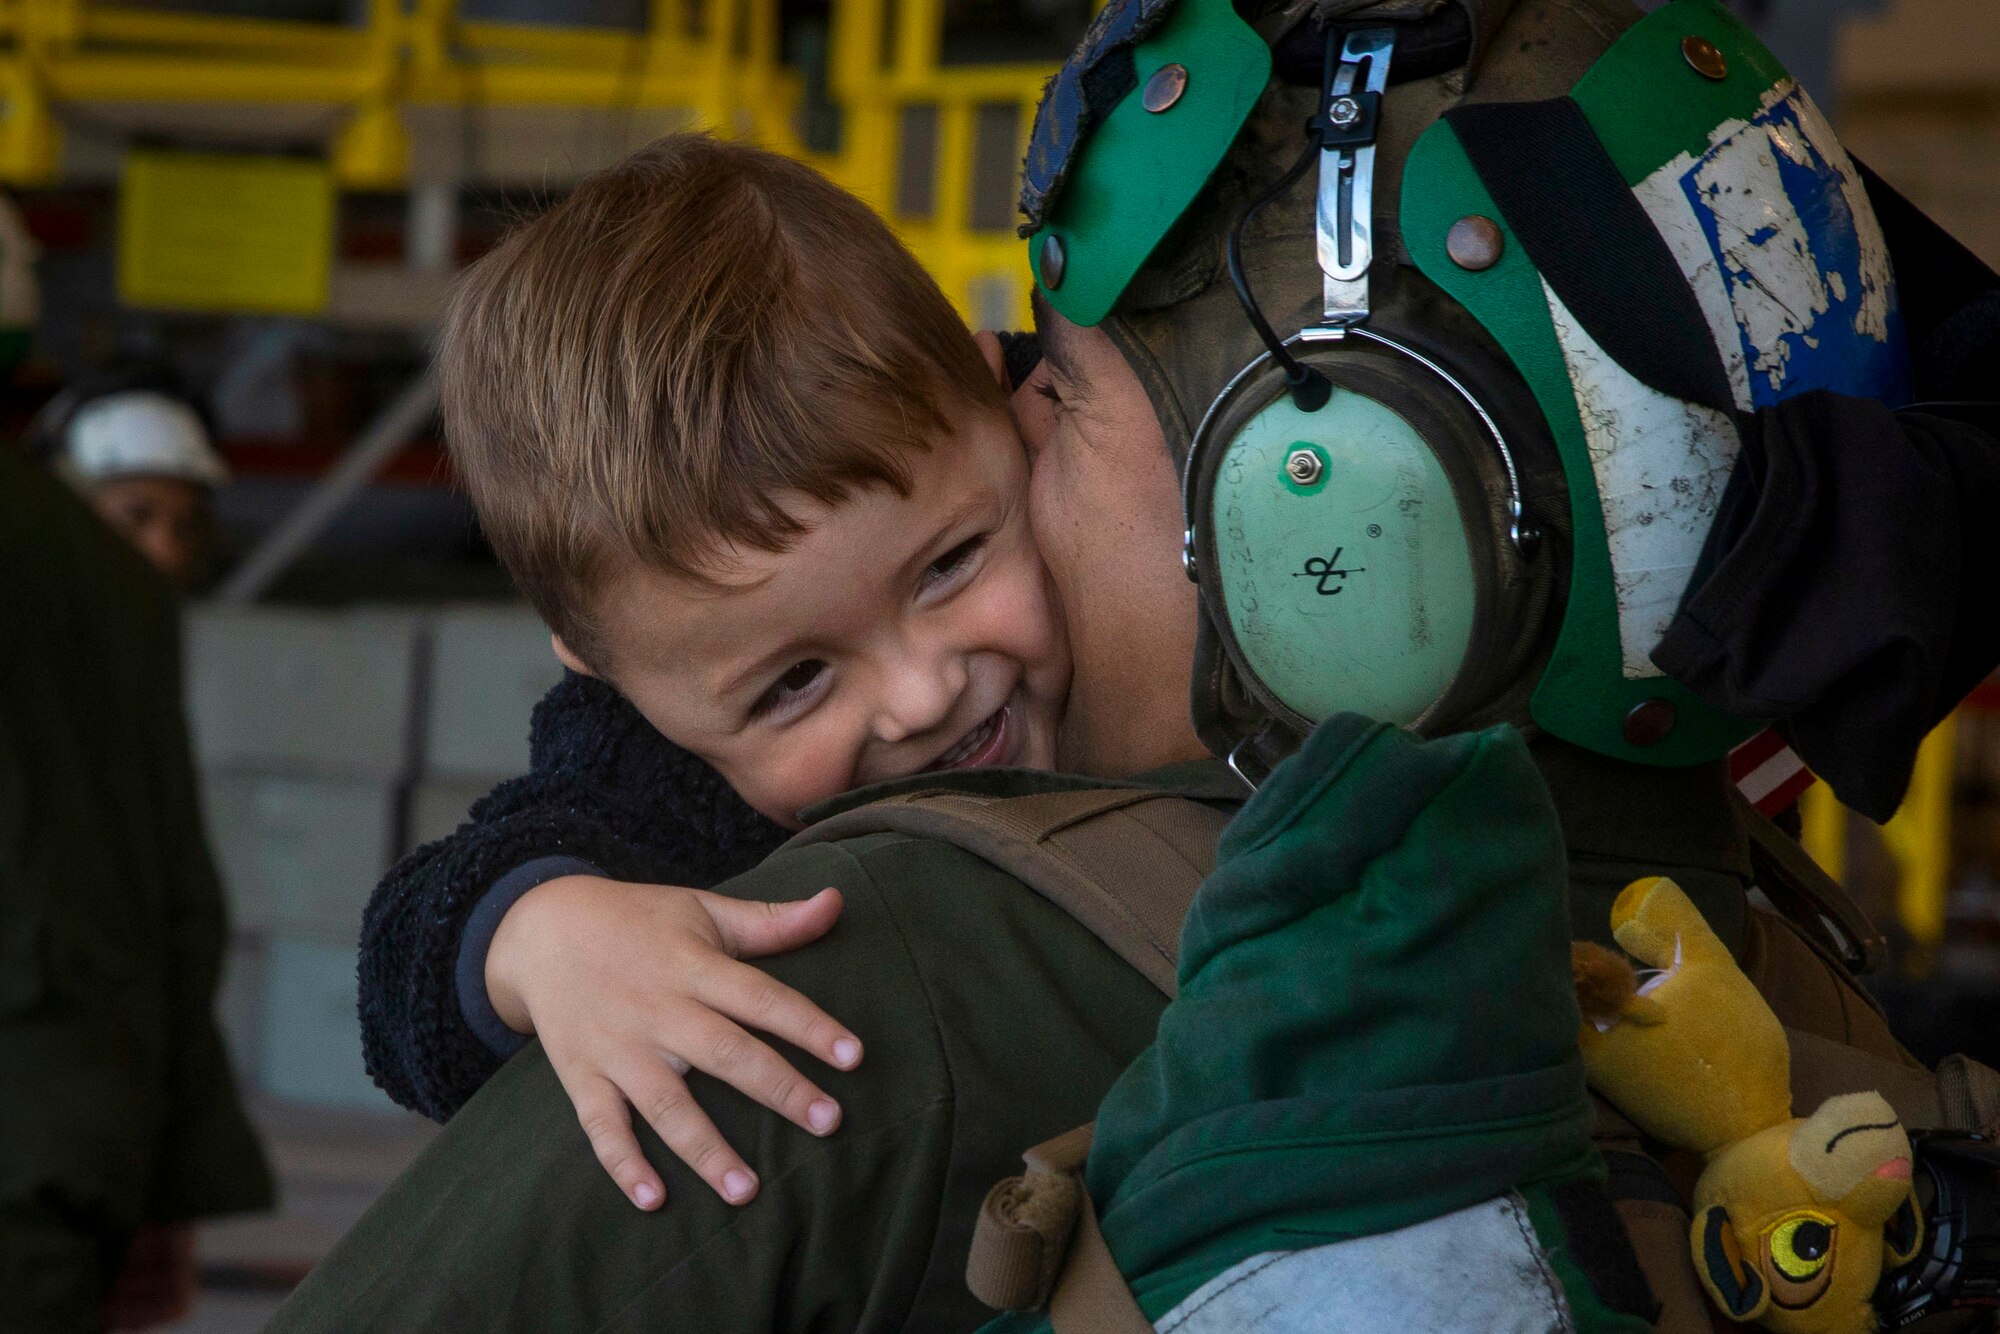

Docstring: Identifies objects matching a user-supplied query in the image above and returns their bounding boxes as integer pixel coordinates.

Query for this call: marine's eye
[1770,1215,1832,1279]
[1763,1213,1837,1309]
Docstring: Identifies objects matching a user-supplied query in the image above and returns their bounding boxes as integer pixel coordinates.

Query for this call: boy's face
[569,406,1068,828]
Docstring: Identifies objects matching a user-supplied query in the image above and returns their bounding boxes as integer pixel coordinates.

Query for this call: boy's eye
[921,535,986,592]
[750,658,827,720]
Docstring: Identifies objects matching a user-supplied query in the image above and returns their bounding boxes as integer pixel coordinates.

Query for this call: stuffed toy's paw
[1578,876,1790,1156]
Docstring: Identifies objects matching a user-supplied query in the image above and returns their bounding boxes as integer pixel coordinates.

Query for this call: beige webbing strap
[1049,1189,1154,1334]
[1935,1053,2000,1136]
[1786,1027,2000,1136]
[787,784,1237,998]
[1732,787,1888,975]
[790,782,1238,1331]
[1787,1027,1944,1129]
[968,1124,1154,1334]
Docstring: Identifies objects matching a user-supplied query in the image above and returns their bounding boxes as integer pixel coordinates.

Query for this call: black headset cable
[1226,122,1335,413]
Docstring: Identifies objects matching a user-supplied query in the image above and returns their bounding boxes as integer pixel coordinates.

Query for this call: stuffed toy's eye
[1763,1213,1839,1309]
[1769,1215,1833,1280]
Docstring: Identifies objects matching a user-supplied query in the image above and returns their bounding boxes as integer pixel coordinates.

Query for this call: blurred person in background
[1,193,272,1332]
[31,370,231,596]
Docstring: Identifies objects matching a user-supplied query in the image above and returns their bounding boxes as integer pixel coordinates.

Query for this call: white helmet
[60,389,230,488]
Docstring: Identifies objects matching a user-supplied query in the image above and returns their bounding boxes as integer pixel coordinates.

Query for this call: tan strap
[1934,1053,2000,1137]
[788,783,1238,998]
[796,782,1235,1325]
[968,1123,1152,1331]
[1049,1186,1154,1334]
[1740,907,1907,1062]
[1786,1027,1946,1129]
[967,1168,1083,1311]
[1609,1198,1712,1334]
[1024,1122,1097,1175]
[1731,786,1888,975]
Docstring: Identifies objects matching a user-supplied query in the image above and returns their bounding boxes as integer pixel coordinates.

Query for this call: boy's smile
[926,704,1012,771]
[561,404,1069,828]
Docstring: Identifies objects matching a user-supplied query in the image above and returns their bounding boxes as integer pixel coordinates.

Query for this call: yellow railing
[1801,717,1957,959]
[0,0,1049,323]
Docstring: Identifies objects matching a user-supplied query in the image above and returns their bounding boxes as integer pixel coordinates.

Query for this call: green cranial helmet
[1022,0,1911,778]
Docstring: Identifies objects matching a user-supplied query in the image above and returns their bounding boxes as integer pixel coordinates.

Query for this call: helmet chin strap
[1220,27,1396,416]
[1313,27,1395,328]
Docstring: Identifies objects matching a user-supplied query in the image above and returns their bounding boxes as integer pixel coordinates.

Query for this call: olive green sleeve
[141,603,273,1221]
[268,834,1162,1333]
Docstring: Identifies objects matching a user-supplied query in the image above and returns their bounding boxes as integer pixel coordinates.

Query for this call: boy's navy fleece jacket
[359,672,785,1120]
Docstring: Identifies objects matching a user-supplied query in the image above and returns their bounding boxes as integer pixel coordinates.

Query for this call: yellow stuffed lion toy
[1574,877,1924,1334]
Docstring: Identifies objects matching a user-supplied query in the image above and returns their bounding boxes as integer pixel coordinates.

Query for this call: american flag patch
[1730,727,1816,817]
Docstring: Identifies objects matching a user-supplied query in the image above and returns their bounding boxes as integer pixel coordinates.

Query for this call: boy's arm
[358,675,785,1121]
[452,854,605,1060]
[273,837,1165,1333]
[360,797,669,1120]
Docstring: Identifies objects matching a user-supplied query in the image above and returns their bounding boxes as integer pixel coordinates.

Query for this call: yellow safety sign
[118,150,336,316]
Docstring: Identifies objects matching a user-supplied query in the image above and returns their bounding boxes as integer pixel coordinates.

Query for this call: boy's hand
[487,876,862,1211]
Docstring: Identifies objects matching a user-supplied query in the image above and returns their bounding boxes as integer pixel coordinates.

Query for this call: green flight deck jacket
[0,450,272,1330]
[987,715,1650,1333]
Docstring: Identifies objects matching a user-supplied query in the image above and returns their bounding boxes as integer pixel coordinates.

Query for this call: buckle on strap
[1315,28,1396,327]
[967,1124,1096,1312]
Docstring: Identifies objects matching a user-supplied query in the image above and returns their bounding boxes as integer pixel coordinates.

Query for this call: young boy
[364,133,1070,1213]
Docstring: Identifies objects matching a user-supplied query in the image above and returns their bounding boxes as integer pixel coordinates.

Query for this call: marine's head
[1023,0,1909,778]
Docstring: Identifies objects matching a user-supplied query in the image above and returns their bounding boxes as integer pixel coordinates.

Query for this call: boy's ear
[972,329,1008,390]
[551,633,596,679]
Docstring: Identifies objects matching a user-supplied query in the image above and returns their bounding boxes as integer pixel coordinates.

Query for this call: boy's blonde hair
[440,133,1005,669]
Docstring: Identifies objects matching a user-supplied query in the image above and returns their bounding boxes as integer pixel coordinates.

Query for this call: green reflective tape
[1029,0,1270,326]
[1400,4,1766,766]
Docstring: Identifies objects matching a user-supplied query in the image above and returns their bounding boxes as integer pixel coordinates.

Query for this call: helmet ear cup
[1186,329,1549,747]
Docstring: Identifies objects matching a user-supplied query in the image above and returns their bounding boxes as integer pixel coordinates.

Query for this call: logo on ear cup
[1293,548,1367,595]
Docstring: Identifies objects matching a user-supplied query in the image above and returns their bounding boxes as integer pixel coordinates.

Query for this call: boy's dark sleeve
[358,675,786,1122]
[359,798,653,1121]
[996,329,1043,390]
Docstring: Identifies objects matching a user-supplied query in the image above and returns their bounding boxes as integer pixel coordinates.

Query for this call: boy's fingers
[681,1009,845,1139]
[625,1064,760,1205]
[701,887,843,960]
[564,1071,667,1211]
[708,957,863,1073]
